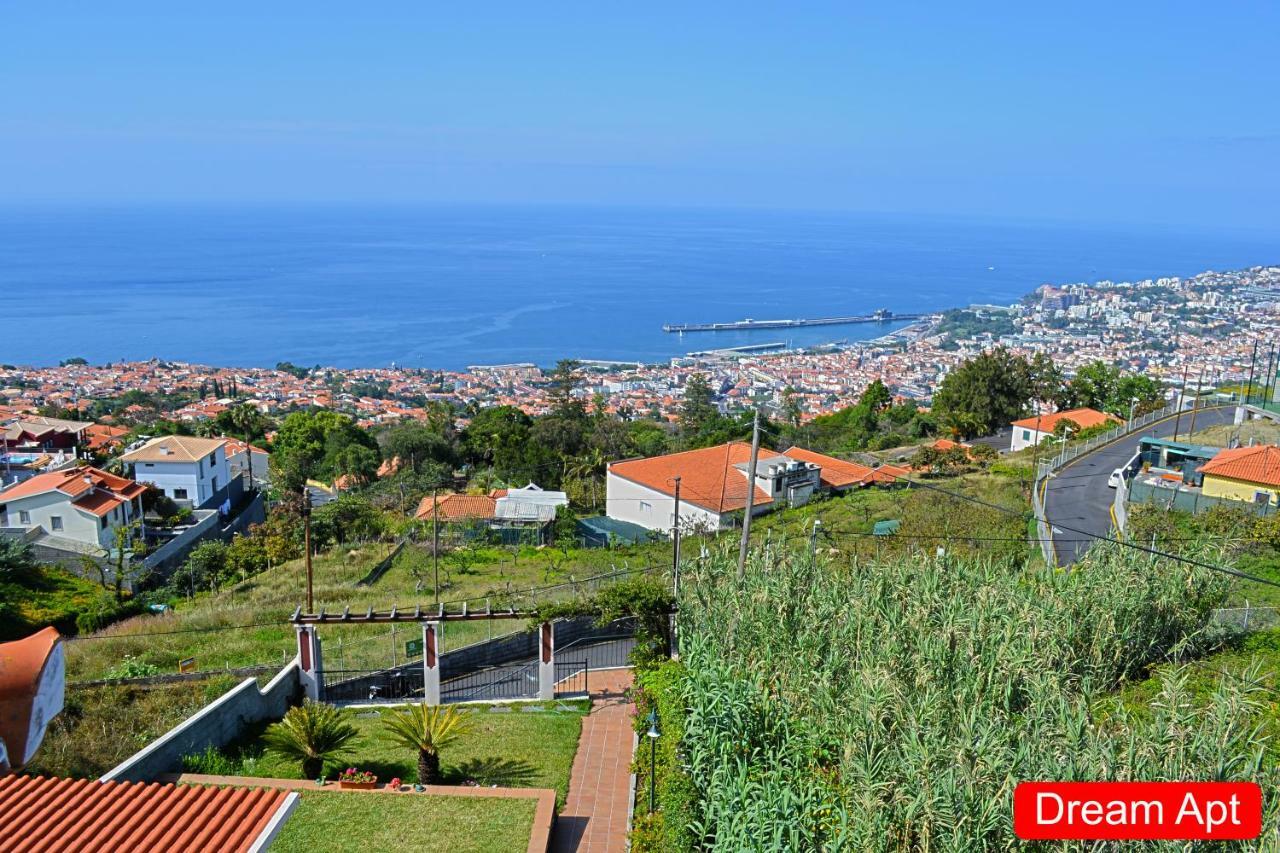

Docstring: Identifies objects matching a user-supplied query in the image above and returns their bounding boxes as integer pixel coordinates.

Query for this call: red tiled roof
[1011,408,1119,432]
[414,493,497,521]
[866,463,911,485]
[1199,445,1280,488]
[608,442,774,514]
[0,775,294,852]
[0,466,145,505]
[781,446,876,489]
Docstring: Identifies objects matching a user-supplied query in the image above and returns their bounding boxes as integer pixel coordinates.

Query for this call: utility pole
[432,486,440,603]
[1187,367,1205,438]
[671,477,682,598]
[736,409,761,581]
[1171,365,1189,442]
[809,519,821,566]
[302,487,313,614]
[1245,339,1259,404]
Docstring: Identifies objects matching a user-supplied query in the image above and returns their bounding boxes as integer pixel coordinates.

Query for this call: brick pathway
[551,669,635,853]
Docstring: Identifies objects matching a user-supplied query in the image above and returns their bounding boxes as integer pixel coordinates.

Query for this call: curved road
[1044,406,1235,565]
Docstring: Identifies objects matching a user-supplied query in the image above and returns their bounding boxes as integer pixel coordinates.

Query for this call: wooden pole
[737,409,761,581]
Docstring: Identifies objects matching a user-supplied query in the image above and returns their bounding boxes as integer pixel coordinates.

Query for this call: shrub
[262,701,359,779]
[182,745,241,776]
[104,654,160,680]
[630,659,698,853]
[380,703,472,785]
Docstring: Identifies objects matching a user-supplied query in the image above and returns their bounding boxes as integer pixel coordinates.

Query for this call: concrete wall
[102,661,301,783]
[1202,474,1280,506]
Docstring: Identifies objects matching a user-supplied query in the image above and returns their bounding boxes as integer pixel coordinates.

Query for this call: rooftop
[608,441,774,514]
[1199,444,1280,487]
[0,775,295,852]
[120,435,227,464]
[1011,407,1119,432]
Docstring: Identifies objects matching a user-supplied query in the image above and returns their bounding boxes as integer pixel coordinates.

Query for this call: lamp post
[646,710,660,814]
[1128,397,1139,427]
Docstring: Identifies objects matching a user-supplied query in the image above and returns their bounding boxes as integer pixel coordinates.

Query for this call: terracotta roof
[84,424,130,451]
[414,493,497,521]
[0,466,145,508]
[0,775,295,852]
[0,628,63,769]
[120,435,226,464]
[931,439,970,452]
[1199,445,1280,488]
[866,463,911,485]
[1010,407,1119,432]
[781,446,876,489]
[608,442,774,514]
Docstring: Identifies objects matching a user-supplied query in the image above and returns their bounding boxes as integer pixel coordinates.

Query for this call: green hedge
[631,659,699,852]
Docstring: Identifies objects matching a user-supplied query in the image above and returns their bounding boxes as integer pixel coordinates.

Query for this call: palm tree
[381,703,472,784]
[262,701,358,779]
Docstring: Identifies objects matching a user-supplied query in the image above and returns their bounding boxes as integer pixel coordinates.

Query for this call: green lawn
[196,700,589,807]
[269,790,537,853]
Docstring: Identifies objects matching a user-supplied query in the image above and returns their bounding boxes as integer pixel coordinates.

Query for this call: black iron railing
[554,659,589,697]
[440,662,539,703]
[323,667,424,703]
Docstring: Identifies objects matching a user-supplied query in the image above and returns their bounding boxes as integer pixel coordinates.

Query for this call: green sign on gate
[405,638,424,658]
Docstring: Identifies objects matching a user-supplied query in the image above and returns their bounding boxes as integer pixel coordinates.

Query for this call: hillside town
[3,266,1278,430]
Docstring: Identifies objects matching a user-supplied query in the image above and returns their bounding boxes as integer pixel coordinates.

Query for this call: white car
[1107,468,1124,489]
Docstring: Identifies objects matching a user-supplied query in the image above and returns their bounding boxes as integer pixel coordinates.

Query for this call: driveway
[1043,406,1235,565]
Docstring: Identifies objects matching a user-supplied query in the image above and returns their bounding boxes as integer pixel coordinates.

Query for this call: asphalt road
[1043,406,1235,565]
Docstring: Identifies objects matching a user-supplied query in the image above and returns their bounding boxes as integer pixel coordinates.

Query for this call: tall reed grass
[674,542,1279,850]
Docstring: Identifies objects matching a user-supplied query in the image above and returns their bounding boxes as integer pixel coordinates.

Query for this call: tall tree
[932,347,1033,438]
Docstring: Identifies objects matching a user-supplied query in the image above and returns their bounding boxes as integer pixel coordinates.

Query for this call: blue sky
[2,3,1279,228]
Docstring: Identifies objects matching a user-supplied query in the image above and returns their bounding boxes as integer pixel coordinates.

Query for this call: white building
[605,442,822,534]
[0,466,146,550]
[120,436,231,509]
[1008,407,1120,452]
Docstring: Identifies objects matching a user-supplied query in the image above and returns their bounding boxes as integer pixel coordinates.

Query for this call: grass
[195,700,589,807]
[1185,418,1280,448]
[65,536,669,681]
[24,676,241,779]
[0,564,115,641]
[269,790,537,853]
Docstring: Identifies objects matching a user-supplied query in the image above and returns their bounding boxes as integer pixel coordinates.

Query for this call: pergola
[290,603,554,705]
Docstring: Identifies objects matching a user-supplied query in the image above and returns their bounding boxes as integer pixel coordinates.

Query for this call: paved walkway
[551,669,635,853]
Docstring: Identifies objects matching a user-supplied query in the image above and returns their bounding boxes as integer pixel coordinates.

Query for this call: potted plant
[261,700,359,780]
[380,703,472,785]
[337,768,378,790]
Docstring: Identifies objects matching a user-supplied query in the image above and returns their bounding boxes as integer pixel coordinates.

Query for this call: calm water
[2,204,1276,370]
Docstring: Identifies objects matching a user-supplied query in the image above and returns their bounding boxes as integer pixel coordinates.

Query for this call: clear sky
[3,3,1279,228]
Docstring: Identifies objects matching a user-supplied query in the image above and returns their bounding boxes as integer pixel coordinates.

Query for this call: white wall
[0,489,139,549]
[605,471,724,534]
[132,447,230,508]
[1010,426,1051,453]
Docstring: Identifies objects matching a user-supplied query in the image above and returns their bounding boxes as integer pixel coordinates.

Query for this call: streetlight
[1128,397,1139,427]
[646,709,660,814]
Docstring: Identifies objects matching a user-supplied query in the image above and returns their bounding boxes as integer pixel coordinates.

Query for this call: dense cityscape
[4,265,1277,427]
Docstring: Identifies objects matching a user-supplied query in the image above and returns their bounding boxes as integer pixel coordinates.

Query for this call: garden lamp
[646,709,660,813]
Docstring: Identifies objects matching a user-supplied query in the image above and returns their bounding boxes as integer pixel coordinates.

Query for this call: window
[209,452,218,465]
[51,516,63,531]
[173,488,189,500]
[1022,429,1032,440]
[639,500,652,512]
[211,476,218,492]
[102,517,109,529]
[19,510,31,524]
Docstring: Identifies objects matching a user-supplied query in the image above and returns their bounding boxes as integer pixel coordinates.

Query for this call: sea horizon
[3,202,1276,371]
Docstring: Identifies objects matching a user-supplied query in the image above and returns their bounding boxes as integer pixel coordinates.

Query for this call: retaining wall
[102,660,301,783]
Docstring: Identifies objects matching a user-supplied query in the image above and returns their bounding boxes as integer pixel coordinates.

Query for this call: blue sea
[2,204,1276,370]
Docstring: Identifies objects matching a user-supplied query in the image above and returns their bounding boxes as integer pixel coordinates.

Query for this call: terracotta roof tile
[608,442,774,514]
[0,775,293,852]
[1199,444,1280,488]
[781,446,876,489]
[1010,407,1119,432]
[414,494,497,521]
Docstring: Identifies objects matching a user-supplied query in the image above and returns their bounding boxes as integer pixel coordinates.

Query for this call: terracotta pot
[338,780,377,790]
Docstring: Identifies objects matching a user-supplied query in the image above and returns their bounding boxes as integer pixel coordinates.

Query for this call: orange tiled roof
[866,463,911,485]
[608,442,774,514]
[0,466,145,505]
[1199,445,1280,488]
[0,774,294,852]
[781,446,876,489]
[414,493,497,521]
[1010,407,1119,432]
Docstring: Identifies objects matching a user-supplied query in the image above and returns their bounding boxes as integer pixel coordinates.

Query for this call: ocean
[2,204,1276,371]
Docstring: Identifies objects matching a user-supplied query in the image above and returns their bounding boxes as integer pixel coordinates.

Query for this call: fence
[1210,605,1280,633]
[1127,479,1277,519]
